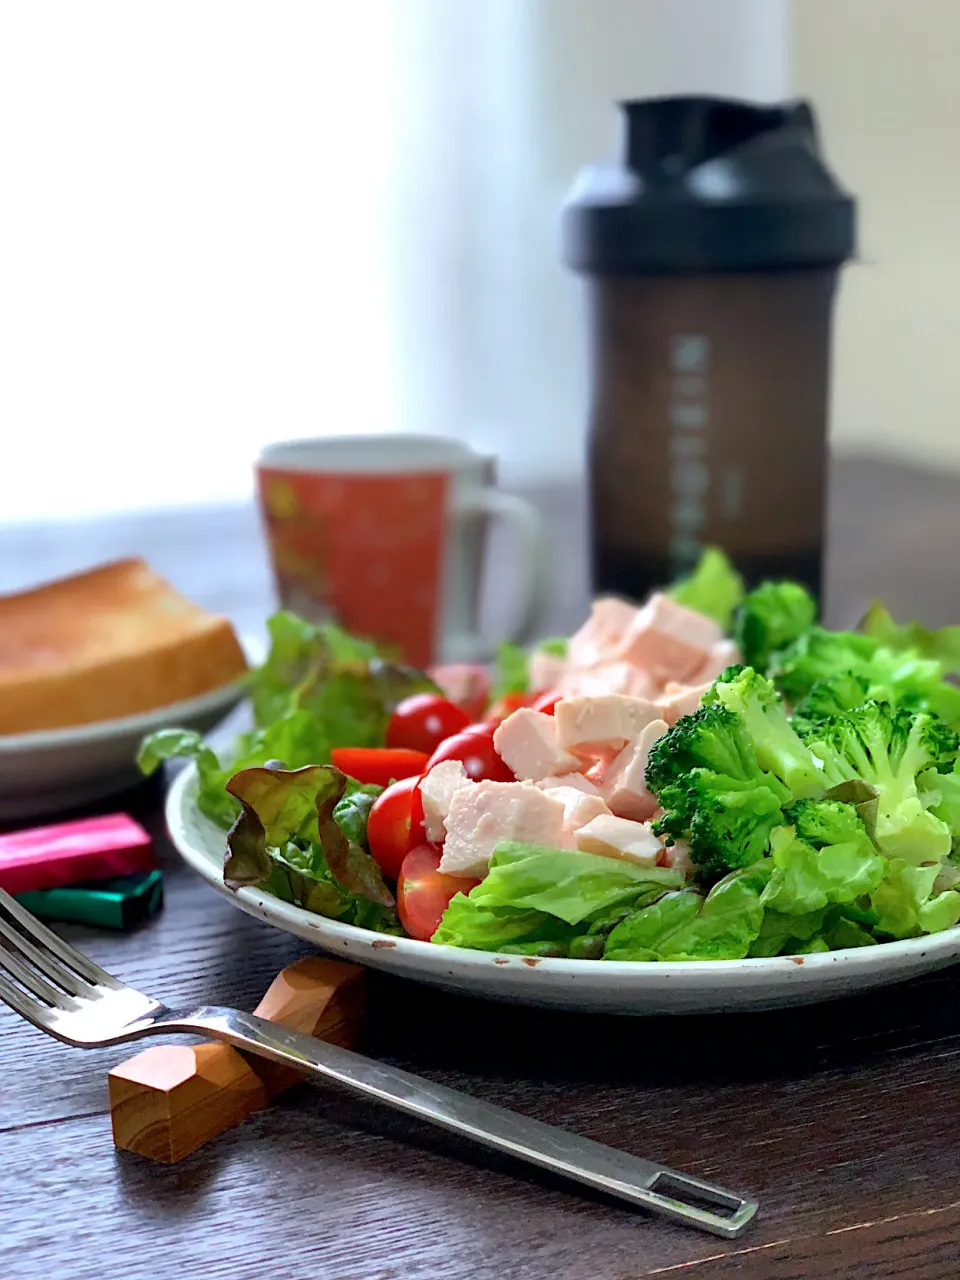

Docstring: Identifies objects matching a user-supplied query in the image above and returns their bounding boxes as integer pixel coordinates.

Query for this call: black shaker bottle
[561,96,856,602]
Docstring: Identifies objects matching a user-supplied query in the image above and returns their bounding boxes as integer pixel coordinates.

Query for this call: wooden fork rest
[108,956,366,1163]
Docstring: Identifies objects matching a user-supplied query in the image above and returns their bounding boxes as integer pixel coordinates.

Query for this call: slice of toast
[0,559,249,734]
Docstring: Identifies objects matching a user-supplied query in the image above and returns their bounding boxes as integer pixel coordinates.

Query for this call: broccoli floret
[770,627,879,704]
[646,703,792,880]
[772,628,960,729]
[799,702,958,863]
[651,783,698,845]
[734,580,817,673]
[926,681,960,730]
[794,672,871,725]
[787,797,872,848]
[701,662,747,704]
[683,773,788,879]
[871,647,956,715]
[645,703,759,796]
[709,666,826,800]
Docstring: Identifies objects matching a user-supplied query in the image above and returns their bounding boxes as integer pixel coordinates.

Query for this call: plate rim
[165,762,960,985]
[0,676,247,754]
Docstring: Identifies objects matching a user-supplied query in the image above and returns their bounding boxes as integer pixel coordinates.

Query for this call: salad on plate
[141,550,960,963]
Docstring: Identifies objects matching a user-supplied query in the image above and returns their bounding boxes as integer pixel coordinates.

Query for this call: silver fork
[0,887,757,1238]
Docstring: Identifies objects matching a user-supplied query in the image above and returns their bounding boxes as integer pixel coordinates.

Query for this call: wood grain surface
[3,457,960,1279]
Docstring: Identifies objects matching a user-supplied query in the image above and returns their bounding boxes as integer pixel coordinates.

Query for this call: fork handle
[163,1006,757,1238]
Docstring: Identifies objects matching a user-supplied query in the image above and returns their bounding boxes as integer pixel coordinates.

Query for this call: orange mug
[256,436,547,668]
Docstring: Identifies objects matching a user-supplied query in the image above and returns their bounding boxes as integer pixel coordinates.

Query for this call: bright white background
[0,1,787,522]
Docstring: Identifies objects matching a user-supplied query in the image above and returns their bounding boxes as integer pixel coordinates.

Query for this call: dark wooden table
[4,456,960,1279]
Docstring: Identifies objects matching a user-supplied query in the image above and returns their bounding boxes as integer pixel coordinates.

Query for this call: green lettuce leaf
[748,904,878,956]
[491,642,529,699]
[667,546,745,631]
[860,602,960,673]
[919,762,960,853]
[432,843,679,951]
[821,915,878,949]
[332,787,381,848]
[248,612,340,727]
[870,858,960,939]
[432,895,663,957]
[136,729,237,828]
[463,842,681,925]
[432,900,584,952]
[652,864,770,959]
[792,936,831,954]
[761,825,885,915]
[222,763,398,930]
[139,610,435,829]
[605,863,770,961]
[602,891,703,960]
[748,907,827,957]
[537,637,569,658]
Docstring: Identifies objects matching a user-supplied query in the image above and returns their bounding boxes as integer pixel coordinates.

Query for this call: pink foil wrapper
[0,814,155,896]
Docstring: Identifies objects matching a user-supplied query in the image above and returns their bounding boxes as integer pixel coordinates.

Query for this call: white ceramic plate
[167,763,960,1014]
[0,680,245,821]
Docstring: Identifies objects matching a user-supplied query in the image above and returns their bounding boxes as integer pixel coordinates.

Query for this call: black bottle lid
[561,96,856,274]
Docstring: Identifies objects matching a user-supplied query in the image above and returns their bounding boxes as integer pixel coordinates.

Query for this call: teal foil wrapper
[16,870,164,930]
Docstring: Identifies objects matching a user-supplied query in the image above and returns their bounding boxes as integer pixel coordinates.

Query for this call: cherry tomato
[461,720,497,741]
[532,692,562,716]
[397,843,480,941]
[486,691,547,727]
[330,747,430,788]
[427,663,490,722]
[385,693,470,755]
[366,775,426,880]
[425,729,515,782]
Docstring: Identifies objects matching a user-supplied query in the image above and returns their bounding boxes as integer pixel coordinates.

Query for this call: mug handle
[453,490,548,657]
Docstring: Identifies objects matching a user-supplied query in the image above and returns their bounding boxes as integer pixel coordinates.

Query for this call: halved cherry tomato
[330,747,429,788]
[425,729,514,782]
[397,843,480,941]
[532,692,562,716]
[428,663,490,722]
[385,693,470,755]
[366,775,426,880]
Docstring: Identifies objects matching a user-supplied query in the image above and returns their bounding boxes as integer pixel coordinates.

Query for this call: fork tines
[0,886,110,1024]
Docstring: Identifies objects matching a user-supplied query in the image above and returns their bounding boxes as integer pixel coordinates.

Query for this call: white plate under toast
[0,679,245,822]
[167,763,960,1015]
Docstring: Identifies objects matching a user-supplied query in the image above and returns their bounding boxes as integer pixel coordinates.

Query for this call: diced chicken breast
[657,680,711,725]
[419,760,475,843]
[529,648,567,693]
[661,838,695,879]
[575,815,664,867]
[547,785,611,846]
[555,694,660,761]
[537,773,602,796]
[567,597,638,670]
[493,708,580,782]
[559,661,656,701]
[691,639,742,684]
[615,593,723,684]
[601,719,669,821]
[439,781,566,878]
